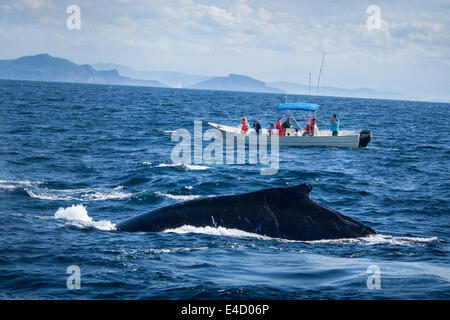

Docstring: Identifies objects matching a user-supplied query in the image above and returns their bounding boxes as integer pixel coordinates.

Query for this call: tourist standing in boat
[282,118,292,129]
[239,117,249,134]
[269,124,277,136]
[302,121,310,136]
[275,119,283,130]
[276,118,285,136]
[253,120,262,135]
[330,114,340,136]
[311,118,317,136]
[303,118,317,136]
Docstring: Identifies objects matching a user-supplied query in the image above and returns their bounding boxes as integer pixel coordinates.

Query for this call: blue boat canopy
[277,102,320,112]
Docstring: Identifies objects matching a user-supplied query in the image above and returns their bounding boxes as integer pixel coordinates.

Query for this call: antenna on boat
[315,51,326,96]
[313,51,326,120]
[308,72,311,97]
[284,65,288,103]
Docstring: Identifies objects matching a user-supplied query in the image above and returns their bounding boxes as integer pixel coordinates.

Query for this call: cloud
[17,0,55,10]
[0,0,448,100]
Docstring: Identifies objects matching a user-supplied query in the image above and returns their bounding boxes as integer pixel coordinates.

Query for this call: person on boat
[276,118,285,136]
[269,124,278,136]
[253,120,262,135]
[303,119,311,136]
[310,118,317,136]
[303,118,317,136]
[239,117,249,134]
[282,118,293,129]
[275,119,282,130]
[330,114,340,136]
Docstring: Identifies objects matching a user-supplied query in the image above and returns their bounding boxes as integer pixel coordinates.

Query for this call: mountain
[189,74,283,94]
[0,54,167,87]
[0,54,407,99]
[93,63,209,88]
[269,81,404,100]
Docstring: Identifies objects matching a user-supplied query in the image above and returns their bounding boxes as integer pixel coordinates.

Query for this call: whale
[116,183,375,241]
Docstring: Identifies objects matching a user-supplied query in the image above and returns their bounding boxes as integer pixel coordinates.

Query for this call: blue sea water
[0,79,448,299]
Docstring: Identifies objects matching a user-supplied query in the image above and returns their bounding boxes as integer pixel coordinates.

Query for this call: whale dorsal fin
[290,183,313,197]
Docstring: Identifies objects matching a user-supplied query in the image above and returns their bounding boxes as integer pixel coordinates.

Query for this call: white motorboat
[208,102,372,148]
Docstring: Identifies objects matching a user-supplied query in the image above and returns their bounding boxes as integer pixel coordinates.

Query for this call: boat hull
[208,122,371,148]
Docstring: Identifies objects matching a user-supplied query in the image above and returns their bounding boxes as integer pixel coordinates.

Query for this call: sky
[0,0,449,101]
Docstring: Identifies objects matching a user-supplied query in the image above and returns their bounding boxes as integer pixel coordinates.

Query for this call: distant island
[268,82,404,100]
[0,54,166,88]
[93,63,209,88]
[188,74,283,94]
[0,53,405,99]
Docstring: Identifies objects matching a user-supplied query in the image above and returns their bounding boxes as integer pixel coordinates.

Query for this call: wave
[156,163,179,168]
[162,225,439,245]
[184,164,209,170]
[54,204,116,231]
[156,192,201,201]
[25,187,131,201]
[163,225,269,239]
[156,163,209,170]
[304,234,440,246]
[1,179,131,201]
[0,179,43,190]
[122,247,209,255]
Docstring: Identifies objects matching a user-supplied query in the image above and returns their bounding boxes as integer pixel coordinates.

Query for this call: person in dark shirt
[253,120,262,135]
[282,118,292,129]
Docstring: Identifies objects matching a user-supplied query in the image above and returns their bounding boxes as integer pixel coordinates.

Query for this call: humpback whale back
[116,183,375,240]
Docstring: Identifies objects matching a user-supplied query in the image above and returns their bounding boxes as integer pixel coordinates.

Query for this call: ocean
[0,79,448,299]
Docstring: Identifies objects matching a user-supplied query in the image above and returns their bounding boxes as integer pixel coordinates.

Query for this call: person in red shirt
[303,118,316,136]
[275,119,285,136]
[240,117,249,134]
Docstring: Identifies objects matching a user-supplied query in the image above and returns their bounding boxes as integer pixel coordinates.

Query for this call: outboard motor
[358,130,372,148]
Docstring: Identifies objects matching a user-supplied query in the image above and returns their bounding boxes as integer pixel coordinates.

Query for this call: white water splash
[162,225,438,245]
[156,192,201,201]
[54,204,116,231]
[25,187,131,201]
[0,180,130,201]
[183,164,209,170]
[156,163,179,168]
[157,163,209,170]
[0,180,43,190]
[123,247,209,255]
[305,234,439,246]
[163,225,270,239]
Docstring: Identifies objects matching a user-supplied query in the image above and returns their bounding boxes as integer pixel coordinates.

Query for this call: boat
[208,102,372,148]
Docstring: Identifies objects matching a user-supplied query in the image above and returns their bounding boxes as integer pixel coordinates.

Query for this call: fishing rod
[315,51,326,96]
[314,51,326,121]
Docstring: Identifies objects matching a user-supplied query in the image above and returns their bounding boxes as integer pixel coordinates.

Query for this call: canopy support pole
[288,110,302,130]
